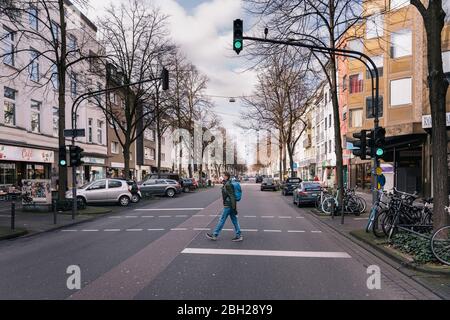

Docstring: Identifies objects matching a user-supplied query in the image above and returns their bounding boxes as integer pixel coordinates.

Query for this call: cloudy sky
[84,0,257,133]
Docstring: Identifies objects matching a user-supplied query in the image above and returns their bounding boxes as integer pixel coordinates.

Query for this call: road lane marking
[175,215,188,217]
[171,228,188,231]
[311,231,323,233]
[104,229,121,232]
[354,218,369,220]
[158,215,171,218]
[142,216,154,218]
[244,215,257,218]
[296,216,305,219]
[109,216,122,219]
[61,230,77,232]
[126,229,143,232]
[241,229,258,232]
[135,208,204,211]
[288,230,306,233]
[263,229,282,232]
[209,215,219,217]
[182,248,352,259]
[262,216,274,218]
[125,216,138,218]
[279,216,292,219]
[81,229,98,232]
[193,215,205,217]
[147,228,165,231]
[194,228,210,231]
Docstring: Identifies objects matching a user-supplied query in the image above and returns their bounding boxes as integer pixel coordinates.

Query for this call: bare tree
[0,0,106,200]
[96,0,170,178]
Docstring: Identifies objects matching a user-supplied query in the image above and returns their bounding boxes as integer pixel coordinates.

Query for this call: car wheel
[166,188,176,198]
[77,196,87,207]
[131,193,140,203]
[119,195,130,206]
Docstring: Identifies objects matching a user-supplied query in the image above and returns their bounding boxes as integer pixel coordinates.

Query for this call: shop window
[30,100,41,133]
[390,78,412,106]
[390,29,412,58]
[366,96,384,118]
[0,163,16,185]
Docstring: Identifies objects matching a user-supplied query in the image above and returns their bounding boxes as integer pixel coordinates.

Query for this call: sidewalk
[307,204,450,299]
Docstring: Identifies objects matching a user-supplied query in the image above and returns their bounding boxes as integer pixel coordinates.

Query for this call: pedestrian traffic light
[352,130,367,160]
[161,67,169,91]
[233,19,243,55]
[69,145,84,167]
[374,126,386,159]
[59,146,67,167]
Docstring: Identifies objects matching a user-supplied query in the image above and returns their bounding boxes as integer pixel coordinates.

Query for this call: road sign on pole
[64,129,85,138]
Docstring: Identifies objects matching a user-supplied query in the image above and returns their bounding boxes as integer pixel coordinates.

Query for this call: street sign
[64,129,85,138]
[376,167,382,176]
[377,174,386,188]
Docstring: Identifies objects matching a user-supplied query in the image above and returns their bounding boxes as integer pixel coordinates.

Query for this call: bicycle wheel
[356,196,367,214]
[431,226,450,266]
[321,197,336,215]
[372,209,387,238]
[382,211,397,237]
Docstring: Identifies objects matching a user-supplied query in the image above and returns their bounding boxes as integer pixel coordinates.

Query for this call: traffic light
[352,130,367,160]
[161,67,169,91]
[69,145,84,167]
[374,126,386,159]
[59,146,67,167]
[233,19,243,55]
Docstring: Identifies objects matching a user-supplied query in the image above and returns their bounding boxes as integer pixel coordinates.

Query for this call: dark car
[256,175,263,183]
[180,178,195,192]
[138,179,182,198]
[146,173,180,182]
[260,178,279,191]
[293,182,322,206]
[281,177,302,196]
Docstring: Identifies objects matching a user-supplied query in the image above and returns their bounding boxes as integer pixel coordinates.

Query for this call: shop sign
[111,162,125,168]
[422,113,450,129]
[82,157,105,165]
[0,145,54,163]
[22,179,52,205]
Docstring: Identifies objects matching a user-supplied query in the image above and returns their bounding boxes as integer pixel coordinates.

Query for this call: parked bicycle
[320,187,366,216]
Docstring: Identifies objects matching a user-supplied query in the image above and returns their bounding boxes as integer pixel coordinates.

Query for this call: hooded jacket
[221,179,236,211]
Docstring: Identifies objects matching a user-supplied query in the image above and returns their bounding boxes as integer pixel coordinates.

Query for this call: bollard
[53,199,57,225]
[11,202,15,230]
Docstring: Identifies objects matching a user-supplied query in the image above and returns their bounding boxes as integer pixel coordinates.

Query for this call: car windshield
[263,178,273,183]
[80,182,93,189]
[303,183,321,191]
[287,178,301,183]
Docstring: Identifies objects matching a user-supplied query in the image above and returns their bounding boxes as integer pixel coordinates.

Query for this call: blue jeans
[213,207,241,237]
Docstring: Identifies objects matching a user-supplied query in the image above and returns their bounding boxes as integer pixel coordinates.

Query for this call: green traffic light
[60,159,67,166]
[376,148,384,157]
[234,40,242,49]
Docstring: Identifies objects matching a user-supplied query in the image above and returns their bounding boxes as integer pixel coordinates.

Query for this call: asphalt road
[0,184,440,300]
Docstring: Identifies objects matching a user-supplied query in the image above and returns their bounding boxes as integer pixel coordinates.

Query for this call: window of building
[51,64,59,89]
[88,118,93,143]
[366,13,384,39]
[391,29,412,58]
[2,27,15,66]
[161,136,165,145]
[366,55,384,79]
[29,49,40,82]
[347,38,363,52]
[366,96,384,118]
[329,140,332,153]
[390,0,409,10]
[30,100,41,133]
[349,73,363,93]
[29,5,38,30]
[70,72,77,97]
[51,21,60,43]
[144,128,155,141]
[324,117,327,129]
[329,114,332,128]
[161,153,165,161]
[443,51,450,82]
[111,141,119,154]
[324,141,327,154]
[68,34,77,53]
[445,0,450,22]
[4,87,16,126]
[52,107,58,137]
[97,120,103,144]
[350,109,363,128]
[144,147,151,160]
[390,78,412,106]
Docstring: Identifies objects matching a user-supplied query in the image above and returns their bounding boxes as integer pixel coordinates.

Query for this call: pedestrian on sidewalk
[206,172,243,242]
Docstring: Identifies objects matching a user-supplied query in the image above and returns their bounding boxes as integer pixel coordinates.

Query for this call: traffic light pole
[68,72,167,219]
[240,35,380,220]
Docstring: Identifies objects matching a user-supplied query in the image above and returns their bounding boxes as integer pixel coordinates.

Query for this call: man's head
[223,172,231,182]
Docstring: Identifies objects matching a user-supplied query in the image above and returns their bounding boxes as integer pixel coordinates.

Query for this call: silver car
[138,179,182,198]
[66,179,141,206]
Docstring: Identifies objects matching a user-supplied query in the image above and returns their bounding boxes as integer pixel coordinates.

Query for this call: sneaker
[206,233,217,241]
[232,235,243,242]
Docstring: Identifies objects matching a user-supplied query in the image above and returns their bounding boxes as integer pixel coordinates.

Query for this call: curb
[350,230,450,276]
[0,229,28,241]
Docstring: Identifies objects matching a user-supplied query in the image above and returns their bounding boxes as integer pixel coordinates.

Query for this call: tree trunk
[423,1,449,230]
[57,0,67,201]
[157,133,162,178]
[123,142,130,179]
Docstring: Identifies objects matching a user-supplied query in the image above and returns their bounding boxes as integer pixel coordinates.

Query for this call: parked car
[138,179,182,197]
[293,182,322,206]
[180,178,195,192]
[145,173,180,182]
[66,179,141,206]
[260,178,279,191]
[115,178,141,203]
[256,175,263,183]
[281,177,302,196]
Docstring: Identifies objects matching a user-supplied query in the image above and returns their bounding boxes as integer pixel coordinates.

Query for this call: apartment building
[0,0,107,189]
[341,0,450,195]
